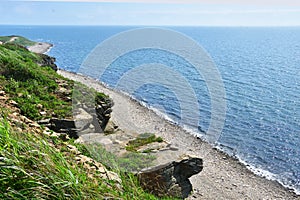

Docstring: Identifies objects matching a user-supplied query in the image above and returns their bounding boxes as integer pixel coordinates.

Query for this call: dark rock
[38,118,78,138]
[37,94,113,138]
[49,118,75,131]
[38,54,58,71]
[95,97,113,131]
[137,156,203,199]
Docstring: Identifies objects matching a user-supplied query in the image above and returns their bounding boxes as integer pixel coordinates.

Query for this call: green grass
[73,82,111,109]
[0,43,72,120]
[126,133,163,152]
[0,37,177,199]
[0,43,111,121]
[0,114,176,200]
[0,35,36,47]
[81,144,156,172]
[0,36,13,43]
[0,116,110,199]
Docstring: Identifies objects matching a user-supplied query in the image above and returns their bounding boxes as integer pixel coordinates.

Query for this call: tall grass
[0,116,174,199]
[0,38,177,200]
[0,44,72,120]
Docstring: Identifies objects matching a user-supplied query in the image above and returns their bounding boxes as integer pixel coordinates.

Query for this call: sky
[1,0,300,26]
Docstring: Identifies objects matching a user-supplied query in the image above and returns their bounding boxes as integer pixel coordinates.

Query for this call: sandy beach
[27,42,53,54]
[58,70,299,200]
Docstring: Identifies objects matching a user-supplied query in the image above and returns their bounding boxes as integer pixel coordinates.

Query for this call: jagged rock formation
[137,155,203,199]
[0,88,122,188]
[38,118,78,138]
[38,96,113,138]
[38,54,58,71]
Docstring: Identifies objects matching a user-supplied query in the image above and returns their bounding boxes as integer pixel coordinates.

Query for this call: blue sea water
[1,25,299,194]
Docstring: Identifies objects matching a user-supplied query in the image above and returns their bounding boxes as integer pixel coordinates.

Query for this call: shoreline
[27,42,53,54]
[58,69,299,199]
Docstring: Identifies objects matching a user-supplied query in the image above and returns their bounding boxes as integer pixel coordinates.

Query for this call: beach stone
[76,124,96,136]
[137,155,203,199]
[0,96,7,100]
[43,129,52,136]
[106,171,122,185]
[11,118,22,125]
[20,115,32,123]
[50,132,61,138]
[67,144,81,155]
[76,133,114,146]
[74,108,93,130]
[104,120,118,135]
[40,111,47,116]
[29,122,40,128]
[76,133,104,144]
[98,138,113,145]
[57,87,71,95]
[137,141,169,153]
[9,100,18,106]
[75,154,122,186]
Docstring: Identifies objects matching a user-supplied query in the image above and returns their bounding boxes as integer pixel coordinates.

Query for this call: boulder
[38,118,78,138]
[137,155,203,199]
[74,108,94,131]
[95,96,113,131]
[37,94,114,138]
[104,120,118,135]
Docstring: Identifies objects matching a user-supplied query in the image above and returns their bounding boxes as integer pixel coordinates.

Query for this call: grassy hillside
[0,113,167,199]
[0,43,72,120]
[0,35,36,46]
[0,42,173,199]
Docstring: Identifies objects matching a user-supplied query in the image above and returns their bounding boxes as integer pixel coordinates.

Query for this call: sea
[0,25,299,194]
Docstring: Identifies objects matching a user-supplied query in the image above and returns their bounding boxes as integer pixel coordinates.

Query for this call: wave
[239,158,300,195]
[216,143,300,195]
[96,78,300,195]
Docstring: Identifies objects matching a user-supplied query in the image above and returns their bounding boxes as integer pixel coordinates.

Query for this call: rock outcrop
[137,155,203,199]
[38,54,58,71]
[38,118,78,138]
[95,96,113,131]
[38,95,113,138]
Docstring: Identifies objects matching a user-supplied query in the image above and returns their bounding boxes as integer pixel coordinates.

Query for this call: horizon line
[1,24,300,27]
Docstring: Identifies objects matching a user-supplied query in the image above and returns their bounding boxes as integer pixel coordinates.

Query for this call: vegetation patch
[73,82,111,108]
[83,144,156,172]
[0,44,73,120]
[0,35,36,46]
[0,36,176,199]
[0,113,176,199]
[126,133,163,152]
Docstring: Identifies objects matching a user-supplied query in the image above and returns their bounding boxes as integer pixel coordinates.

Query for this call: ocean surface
[1,25,299,194]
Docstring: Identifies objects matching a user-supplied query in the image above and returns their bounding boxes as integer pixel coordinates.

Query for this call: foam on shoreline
[216,144,300,196]
[27,42,53,54]
[58,69,299,199]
